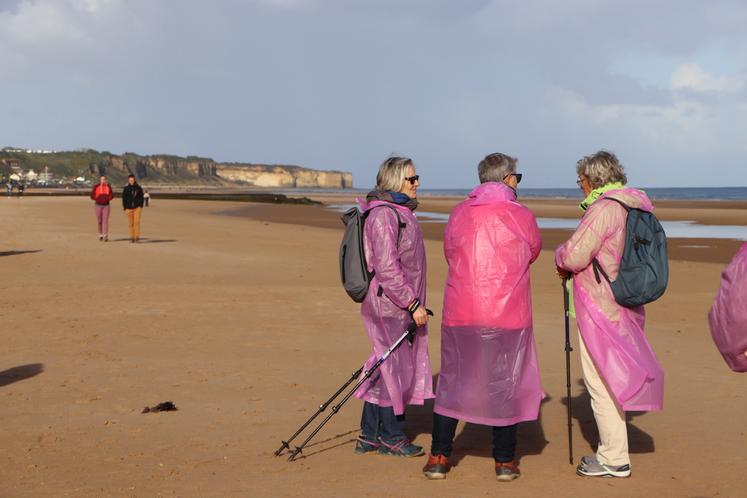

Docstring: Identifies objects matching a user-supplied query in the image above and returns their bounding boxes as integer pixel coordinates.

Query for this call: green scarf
[579,182,625,212]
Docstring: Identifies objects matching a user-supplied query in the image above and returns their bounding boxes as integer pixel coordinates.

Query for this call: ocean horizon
[269,186,747,201]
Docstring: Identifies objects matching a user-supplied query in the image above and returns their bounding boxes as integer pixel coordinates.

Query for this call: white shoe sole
[423,471,447,480]
[496,473,520,482]
[576,467,631,478]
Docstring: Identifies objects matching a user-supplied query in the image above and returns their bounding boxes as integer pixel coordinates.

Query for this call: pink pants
[94,204,111,235]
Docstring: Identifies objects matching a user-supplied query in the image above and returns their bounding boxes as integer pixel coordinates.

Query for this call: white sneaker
[576,455,631,478]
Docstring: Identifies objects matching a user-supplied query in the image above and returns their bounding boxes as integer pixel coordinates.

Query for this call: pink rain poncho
[434,182,544,426]
[708,243,747,372]
[354,200,434,415]
[555,188,664,412]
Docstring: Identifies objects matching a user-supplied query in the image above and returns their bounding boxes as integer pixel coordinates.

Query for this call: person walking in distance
[122,174,144,243]
[90,175,114,241]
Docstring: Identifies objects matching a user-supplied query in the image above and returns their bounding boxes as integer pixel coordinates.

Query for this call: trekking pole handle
[407,309,433,338]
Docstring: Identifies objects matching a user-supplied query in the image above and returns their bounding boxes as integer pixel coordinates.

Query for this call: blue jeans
[360,401,406,442]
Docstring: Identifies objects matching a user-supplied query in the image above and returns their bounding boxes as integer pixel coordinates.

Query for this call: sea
[325,205,747,241]
[271,187,747,200]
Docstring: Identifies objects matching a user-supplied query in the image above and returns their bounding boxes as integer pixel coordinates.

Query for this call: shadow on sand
[282,374,554,464]
[0,250,42,257]
[563,379,655,454]
[110,238,177,244]
[406,375,550,466]
[0,363,45,388]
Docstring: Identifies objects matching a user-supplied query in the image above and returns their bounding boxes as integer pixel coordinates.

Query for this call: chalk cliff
[1,148,353,188]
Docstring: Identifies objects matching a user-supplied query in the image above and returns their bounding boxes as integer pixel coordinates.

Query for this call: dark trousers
[360,401,406,442]
[431,412,517,463]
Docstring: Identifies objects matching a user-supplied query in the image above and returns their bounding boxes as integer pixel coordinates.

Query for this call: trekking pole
[286,310,433,462]
[562,278,574,465]
[274,366,364,457]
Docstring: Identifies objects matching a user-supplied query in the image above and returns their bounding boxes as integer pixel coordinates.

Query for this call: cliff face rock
[215,165,352,188]
[147,157,218,177]
[5,148,352,188]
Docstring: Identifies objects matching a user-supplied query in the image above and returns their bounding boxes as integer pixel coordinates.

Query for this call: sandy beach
[1,194,745,498]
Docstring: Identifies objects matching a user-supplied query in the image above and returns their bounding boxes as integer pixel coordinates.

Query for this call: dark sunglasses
[504,173,522,184]
[405,175,420,185]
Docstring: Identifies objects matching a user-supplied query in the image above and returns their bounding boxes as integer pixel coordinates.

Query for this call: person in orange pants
[122,174,144,243]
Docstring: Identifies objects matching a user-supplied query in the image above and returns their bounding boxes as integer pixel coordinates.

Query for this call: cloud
[670,63,745,93]
[2,0,747,187]
[0,1,90,46]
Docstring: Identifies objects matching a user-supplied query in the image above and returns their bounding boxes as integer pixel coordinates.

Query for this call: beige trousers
[578,334,630,466]
[125,207,142,240]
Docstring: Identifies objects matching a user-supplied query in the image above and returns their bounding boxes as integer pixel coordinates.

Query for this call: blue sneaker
[354,436,380,455]
[378,437,424,457]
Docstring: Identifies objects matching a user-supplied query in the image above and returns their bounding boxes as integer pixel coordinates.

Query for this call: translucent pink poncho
[434,182,545,426]
[353,200,434,415]
[708,243,747,372]
[555,188,664,412]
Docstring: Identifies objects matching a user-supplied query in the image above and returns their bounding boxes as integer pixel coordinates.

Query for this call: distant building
[38,166,53,184]
[1,158,21,169]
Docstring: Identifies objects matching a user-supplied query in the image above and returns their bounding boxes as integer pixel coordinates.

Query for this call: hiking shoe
[495,461,521,482]
[576,455,631,478]
[378,438,424,457]
[354,436,379,455]
[423,454,450,479]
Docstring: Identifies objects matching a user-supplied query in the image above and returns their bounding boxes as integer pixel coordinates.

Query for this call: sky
[1,0,747,189]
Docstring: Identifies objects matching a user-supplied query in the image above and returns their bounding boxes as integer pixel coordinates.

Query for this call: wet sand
[226,198,746,264]
[1,196,745,497]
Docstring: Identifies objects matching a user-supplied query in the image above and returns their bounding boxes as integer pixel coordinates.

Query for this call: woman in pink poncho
[708,243,747,372]
[555,151,664,479]
[423,153,543,483]
[353,156,434,457]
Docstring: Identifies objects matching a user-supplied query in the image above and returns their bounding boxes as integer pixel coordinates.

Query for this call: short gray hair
[576,150,627,189]
[478,153,517,184]
[375,156,413,192]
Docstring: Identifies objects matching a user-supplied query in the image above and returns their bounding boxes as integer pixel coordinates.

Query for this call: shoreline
[219,201,745,264]
[21,188,747,224]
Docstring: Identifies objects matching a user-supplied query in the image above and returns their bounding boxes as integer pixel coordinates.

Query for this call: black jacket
[122,183,144,210]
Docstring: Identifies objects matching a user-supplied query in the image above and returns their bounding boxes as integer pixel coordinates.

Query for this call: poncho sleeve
[526,211,541,263]
[708,244,747,371]
[555,202,616,273]
[366,208,417,309]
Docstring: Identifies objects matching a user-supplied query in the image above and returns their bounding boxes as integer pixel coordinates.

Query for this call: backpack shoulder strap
[602,196,631,211]
[366,204,406,247]
[590,197,629,284]
[592,258,611,285]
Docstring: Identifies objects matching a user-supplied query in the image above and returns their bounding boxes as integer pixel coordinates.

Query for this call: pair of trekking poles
[276,282,574,464]
[274,309,433,462]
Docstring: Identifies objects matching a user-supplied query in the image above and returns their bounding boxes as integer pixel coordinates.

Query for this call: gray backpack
[339,205,404,302]
[591,197,669,307]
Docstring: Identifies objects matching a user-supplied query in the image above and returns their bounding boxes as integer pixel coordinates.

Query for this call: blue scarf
[366,190,419,211]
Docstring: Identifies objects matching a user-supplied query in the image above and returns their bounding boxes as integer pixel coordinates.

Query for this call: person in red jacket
[90,175,114,241]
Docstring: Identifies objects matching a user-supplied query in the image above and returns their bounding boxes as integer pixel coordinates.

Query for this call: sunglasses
[504,173,522,184]
[405,175,420,185]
